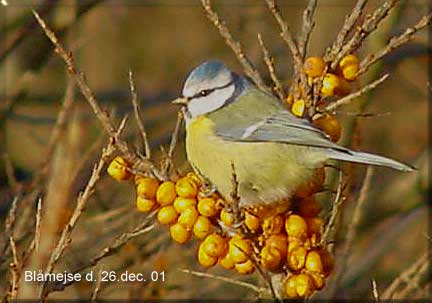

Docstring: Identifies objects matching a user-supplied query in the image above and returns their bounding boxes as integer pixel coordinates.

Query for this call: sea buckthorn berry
[313,114,342,142]
[197,198,219,217]
[198,243,218,267]
[262,215,284,236]
[285,214,308,239]
[229,236,252,264]
[295,167,326,198]
[265,234,288,258]
[306,217,324,237]
[220,209,234,227]
[335,78,351,96]
[291,99,305,117]
[175,176,198,198]
[136,177,159,199]
[305,250,324,273]
[296,273,315,297]
[286,94,294,106]
[136,196,157,212]
[202,233,227,258]
[186,172,202,187]
[235,259,255,274]
[193,216,213,240]
[298,196,322,217]
[244,212,260,232]
[318,249,334,276]
[107,156,132,181]
[157,206,179,225]
[173,197,197,213]
[308,272,325,290]
[321,73,341,97]
[156,181,177,206]
[219,252,235,270]
[339,54,359,69]
[304,57,326,77]
[287,245,307,271]
[284,275,299,298]
[170,223,191,244]
[178,206,199,230]
[287,237,304,253]
[261,246,282,271]
[342,64,359,81]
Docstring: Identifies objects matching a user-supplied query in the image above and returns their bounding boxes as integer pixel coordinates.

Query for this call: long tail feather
[327,149,415,172]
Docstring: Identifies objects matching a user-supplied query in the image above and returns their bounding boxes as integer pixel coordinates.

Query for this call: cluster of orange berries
[107,156,334,298]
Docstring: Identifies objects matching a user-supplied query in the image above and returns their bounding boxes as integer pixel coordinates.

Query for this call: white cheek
[187,85,235,118]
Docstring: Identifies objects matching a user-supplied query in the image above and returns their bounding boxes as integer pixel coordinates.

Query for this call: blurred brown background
[0,0,429,300]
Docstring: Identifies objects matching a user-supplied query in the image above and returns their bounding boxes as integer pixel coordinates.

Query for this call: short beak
[171,97,188,106]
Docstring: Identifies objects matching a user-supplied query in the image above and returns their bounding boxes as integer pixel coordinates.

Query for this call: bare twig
[32,10,162,179]
[129,69,151,159]
[382,252,428,299]
[331,0,400,70]
[8,236,19,299]
[34,197,42,252]
[160,111,183,178]
[4,154,18,193]
[298,0,317,59]
[372,279,380,302]
[331,167,374,295]
[323,73,389,113]
[359,13,432,75]
[0,196,19,265]
[91,267,104,301]
[325,0,368,61]
[200,0,270,94]
[257,34,285,100]
[179,268,268,295]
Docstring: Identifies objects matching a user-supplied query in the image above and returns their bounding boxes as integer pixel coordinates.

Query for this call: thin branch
[179,268,268,295]
[372,279,380,302]
[200,0,271,94]
[325,0,368,61]
[8,236,19,299]
[298,0,317,59]
[323,73,389,113]
[34,197,42,252]
[359,13,432,75]
[32,10,162,179]
[129,69,151,159]
[91,267,104,301]
[257,33,285,100]
[0,196,19,265]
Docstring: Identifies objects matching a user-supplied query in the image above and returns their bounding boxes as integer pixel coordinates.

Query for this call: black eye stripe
[189,80,234,101]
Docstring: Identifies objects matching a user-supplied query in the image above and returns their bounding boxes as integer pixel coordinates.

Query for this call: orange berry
[335,78,351,95]
[295,167,326,198]
[202,233,227,258]
[136,177,159,199]
[107,156,132,181]
[157,206,179,225]
[286,94,294,106]
[193,216,213,240]
[339,54,359,69]
[284,275,298,298]
[298,196,322,217]
[156,181,177,206]
[198,243,218,267]
[342,64,359,81]
[235,259,255,274]
[219,252,235,270]
[321,73,340,97]
[197,198,219,217]
[186,172,202,187]
[318,249,334,277]
[245,212,260,232]
[169,223,191,244]
[175,176,198,198]
[229,236,252,264]
[313,114,342,142]
[304,57,326,77]
[173,197,197,213]
[136,197,157,212]
[177,206,199,230]
[305,250,324,273]
[265,233,288,258]
[261,246,282,271]
[291,99,305,117]
[220,209,234,227]
[309,272,325,290]
[287,237,304,253]
[285,214,308,239]
[287,245,307,271]
[296,273,315,297]
[306,217,323,237]
[262,215,284,236]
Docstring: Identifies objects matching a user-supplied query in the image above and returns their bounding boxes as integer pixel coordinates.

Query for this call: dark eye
[199,89,212,97]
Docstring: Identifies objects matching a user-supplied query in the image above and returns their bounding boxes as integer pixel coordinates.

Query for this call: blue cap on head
[182,60,233,97]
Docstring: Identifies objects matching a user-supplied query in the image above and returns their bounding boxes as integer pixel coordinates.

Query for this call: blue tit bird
[172,60,414,207]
